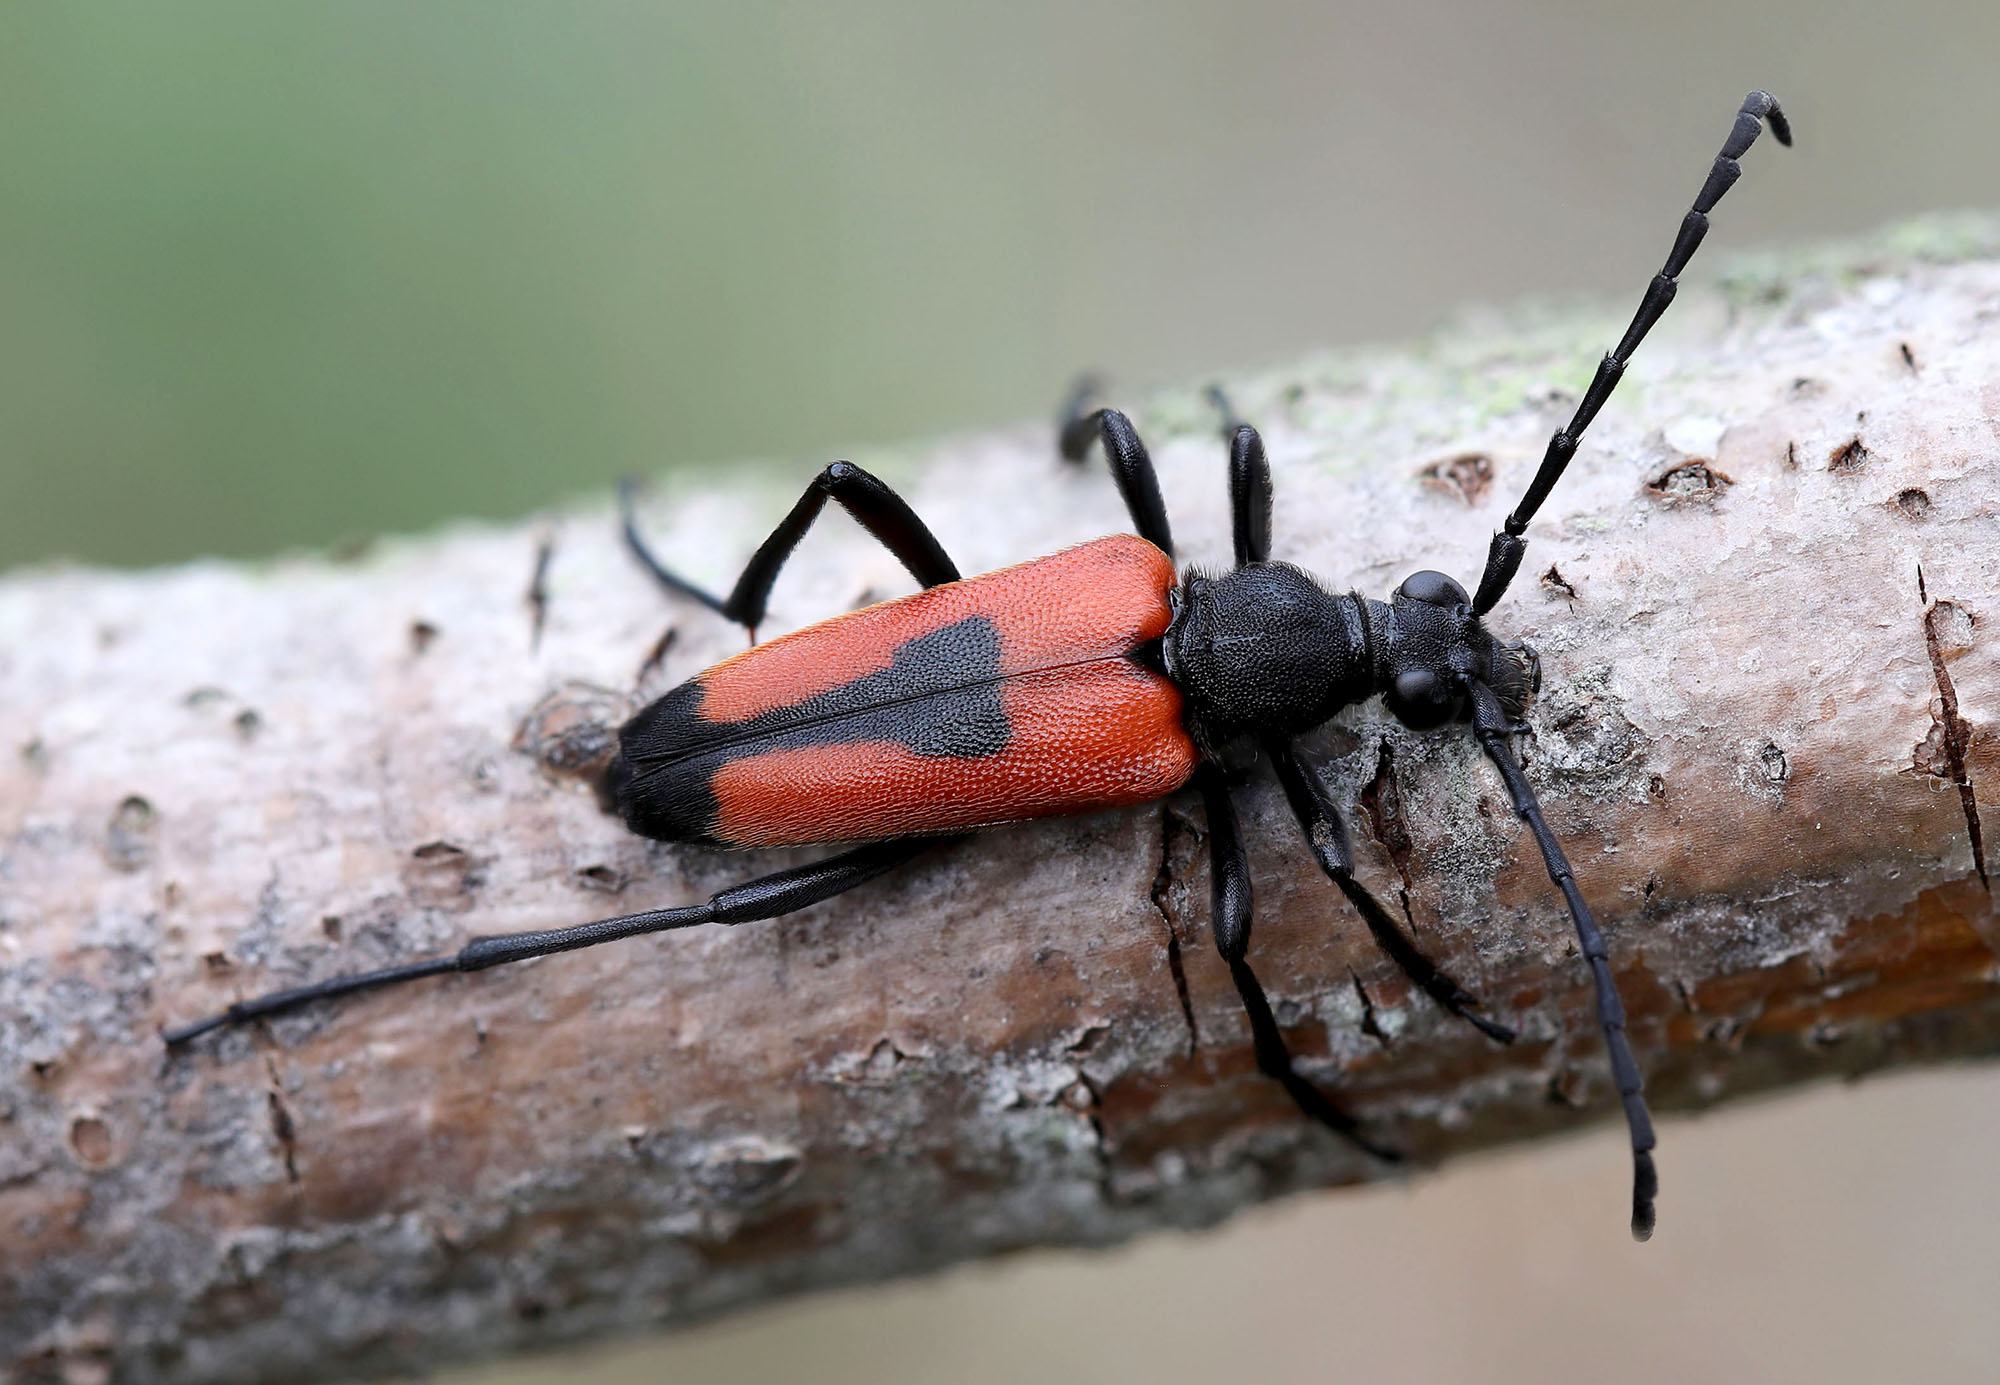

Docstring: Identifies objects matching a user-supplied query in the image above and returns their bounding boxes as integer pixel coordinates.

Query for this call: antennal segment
[1471,91,1790,616]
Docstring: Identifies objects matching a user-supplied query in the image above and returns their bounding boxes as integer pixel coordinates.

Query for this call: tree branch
[4,215,1998,1384]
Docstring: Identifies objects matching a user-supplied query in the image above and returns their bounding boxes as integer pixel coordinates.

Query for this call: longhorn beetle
[166,91,1792,1240]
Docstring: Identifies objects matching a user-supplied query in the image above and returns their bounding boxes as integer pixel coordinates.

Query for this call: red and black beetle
[166,92,1791,1240]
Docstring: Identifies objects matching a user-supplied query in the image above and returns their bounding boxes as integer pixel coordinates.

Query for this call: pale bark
[3,215,1998,1385]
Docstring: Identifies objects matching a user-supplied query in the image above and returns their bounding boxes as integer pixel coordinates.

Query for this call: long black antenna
[1471,91,1790,616]
[1466,680,1657,1240]
[162,838,931,1047]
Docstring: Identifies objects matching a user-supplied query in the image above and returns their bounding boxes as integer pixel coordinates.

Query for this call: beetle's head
[1380,570,1540,730]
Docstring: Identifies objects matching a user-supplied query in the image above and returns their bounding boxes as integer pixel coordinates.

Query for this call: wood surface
[2,217,1996,1384]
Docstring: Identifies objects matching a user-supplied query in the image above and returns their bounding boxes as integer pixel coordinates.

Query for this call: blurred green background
[8,1,1999,571]
[9,4,2000,1383]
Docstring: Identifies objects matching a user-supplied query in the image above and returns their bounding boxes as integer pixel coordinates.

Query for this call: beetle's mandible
[166,91,1794,1241]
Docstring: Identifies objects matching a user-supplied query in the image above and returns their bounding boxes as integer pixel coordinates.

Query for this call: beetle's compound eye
[1395,570,1470,608]
[1388,667,1463,729]
[1394,669,1446,705]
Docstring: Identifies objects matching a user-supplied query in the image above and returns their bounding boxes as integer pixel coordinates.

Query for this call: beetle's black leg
[1055,373,1108,456]
[1055,384,1175,559]
[1226,423,1273,568]
[1465,679,1657,1240]
[1202,382,1243,436]
[1196,766,1399,1162]
[163,837,949,1047]
[1471,91,1790,616]
[1266,740,1514,1044]
[621,462,960,637]
[722,462,959,630]
[1200,385,1272,567]
[619,478,733,620]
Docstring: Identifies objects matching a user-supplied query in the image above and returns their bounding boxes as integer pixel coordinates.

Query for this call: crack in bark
[634,625,678,690]
[1418,452,1494,506]
[1919,584,1989,891]
[1672,978,1696,1016]
[526,532,555,653]
[1057,1071,1113,1198]
[1350,971,1388,1046]
[262,1058,300,1186]
[1150,807,1201,1058]
[1829,437,1872,472]
[1545,1068,1583,1109]
[1357,739,1417,901]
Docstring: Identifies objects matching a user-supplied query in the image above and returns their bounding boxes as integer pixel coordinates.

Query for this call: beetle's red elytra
[615,534,1195,848]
